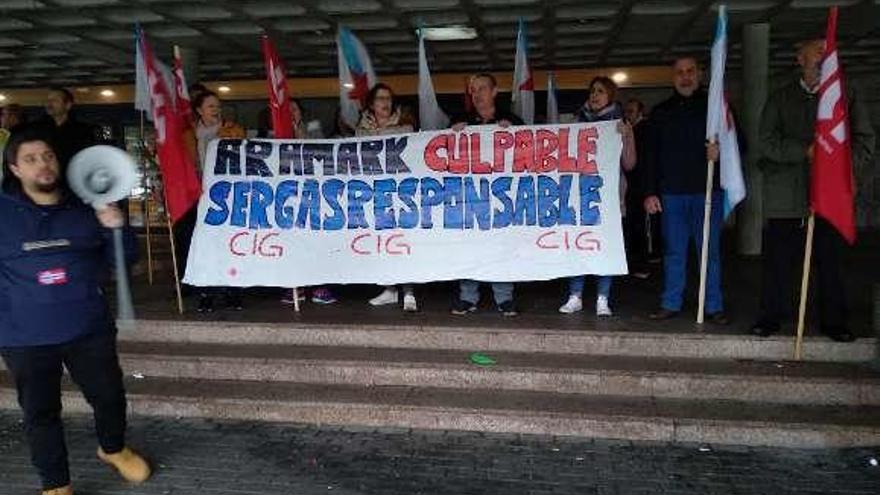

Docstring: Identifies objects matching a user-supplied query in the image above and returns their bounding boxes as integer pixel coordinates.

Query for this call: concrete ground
[132,230,879,338]
[2,412,880,495]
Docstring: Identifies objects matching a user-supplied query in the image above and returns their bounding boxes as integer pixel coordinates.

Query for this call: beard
[33,179,59,194]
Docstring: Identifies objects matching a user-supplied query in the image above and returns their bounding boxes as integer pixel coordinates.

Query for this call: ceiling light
[99,89,115,97]
[0,93,6,102]
[342,82,354,89]
[218,85,231,93]
[611,71,628,84]
[420,26,478,41]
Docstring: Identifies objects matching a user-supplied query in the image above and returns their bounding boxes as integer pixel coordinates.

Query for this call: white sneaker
[596,295,612,317]
[559,294,583,314]
[403,293,418,312]
[369,287,398,306]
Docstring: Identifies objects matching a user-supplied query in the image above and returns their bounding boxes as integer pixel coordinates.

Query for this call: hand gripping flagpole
[696,139,716,325]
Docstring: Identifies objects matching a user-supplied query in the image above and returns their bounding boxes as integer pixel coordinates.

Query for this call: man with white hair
[751,38,874,342]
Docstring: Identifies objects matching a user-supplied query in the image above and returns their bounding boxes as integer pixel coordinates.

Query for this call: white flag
[418,31,449,130]
[337,26,377,129]
[706,5,745,218]
[511,19,534,124]
[546,72,559,124]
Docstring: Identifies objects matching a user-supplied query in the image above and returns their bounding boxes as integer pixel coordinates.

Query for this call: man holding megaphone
[0,129,150,495]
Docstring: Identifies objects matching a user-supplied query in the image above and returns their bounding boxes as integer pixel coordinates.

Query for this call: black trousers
[1,330,127,490]
[758,217,848,329]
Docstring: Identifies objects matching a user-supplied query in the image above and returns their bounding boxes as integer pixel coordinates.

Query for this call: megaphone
[67,145,138,325]
[67,145,138,206]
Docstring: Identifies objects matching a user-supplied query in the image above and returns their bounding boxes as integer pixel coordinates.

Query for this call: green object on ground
[469,352,497,367]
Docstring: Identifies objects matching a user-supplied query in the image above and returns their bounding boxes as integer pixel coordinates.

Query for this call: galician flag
[511,18,534,124]
[417,29,449,131]
[337,26,377,129]
[546,72,559,124]
[706,5,745,218]
[811,7,855,244]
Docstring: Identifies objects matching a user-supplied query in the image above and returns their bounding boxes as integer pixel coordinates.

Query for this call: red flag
[172,45,192,125]
[136,29,201,223]
[261,35,294,139]
[811,7,855,244]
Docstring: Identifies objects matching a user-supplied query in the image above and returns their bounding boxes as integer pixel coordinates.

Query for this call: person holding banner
[276,98,339,306]
[751,38,875,341]
[189,90,247,312]
[0,130,150,495]
[559,77,636,316]
[642,57,727,324]
[356,83,419,311]
[450,73,523,317]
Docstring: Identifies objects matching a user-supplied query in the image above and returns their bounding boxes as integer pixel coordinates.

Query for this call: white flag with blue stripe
[706,5,745,218]
[546,72,559,124]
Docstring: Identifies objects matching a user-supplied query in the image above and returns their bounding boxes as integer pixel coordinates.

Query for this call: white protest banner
[184,121,627,287]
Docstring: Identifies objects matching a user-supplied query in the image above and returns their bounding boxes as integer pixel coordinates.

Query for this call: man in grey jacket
[752,38,875,341]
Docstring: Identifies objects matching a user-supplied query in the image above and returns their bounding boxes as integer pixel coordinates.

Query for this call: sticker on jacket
[37,268,68,286]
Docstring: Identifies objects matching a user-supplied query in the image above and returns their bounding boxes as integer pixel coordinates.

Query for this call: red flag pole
[794,213,816,360]
[169,45,187,314]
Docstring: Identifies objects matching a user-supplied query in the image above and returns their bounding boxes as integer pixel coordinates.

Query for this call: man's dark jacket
[757,78,875,219]
[642,89,718,196]
[0,188,135,348]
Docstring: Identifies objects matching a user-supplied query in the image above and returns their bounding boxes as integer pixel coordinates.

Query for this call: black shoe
[451,300,477,315]
[821,327,856,343]
[497,300,518,317]
[750,320,779,337]
[197,294,214,313]
[706,312,730,325]
[649,308,678,320]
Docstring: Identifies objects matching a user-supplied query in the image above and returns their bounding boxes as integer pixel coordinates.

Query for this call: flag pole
[140,110,154,286]
[163,197,185,315]
[696,139,716,325]
[794,213,816,360]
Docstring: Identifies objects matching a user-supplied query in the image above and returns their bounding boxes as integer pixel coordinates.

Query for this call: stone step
[96,342,880,406]
[119,320,877,363]
[1,372,877,449]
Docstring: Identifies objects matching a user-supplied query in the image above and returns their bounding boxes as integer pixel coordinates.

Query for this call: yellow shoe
[97,447,151,483]
[42,486,73,495]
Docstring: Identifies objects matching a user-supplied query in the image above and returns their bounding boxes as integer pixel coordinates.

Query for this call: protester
[623,98,654,278]
[449,73,523,317]
[751,38,875,342]
[559,77,636,316]
[642,57,728,324]
[27,87,95,184]
[0,103,26,185]
[356,83,418,311]
[188,90,246,312]
[279,98,338,306]
[0,129,150,495]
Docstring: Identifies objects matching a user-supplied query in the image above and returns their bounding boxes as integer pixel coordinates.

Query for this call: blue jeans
[660,193,723,313]
[459,280,514,305]
[568,276,612,299]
